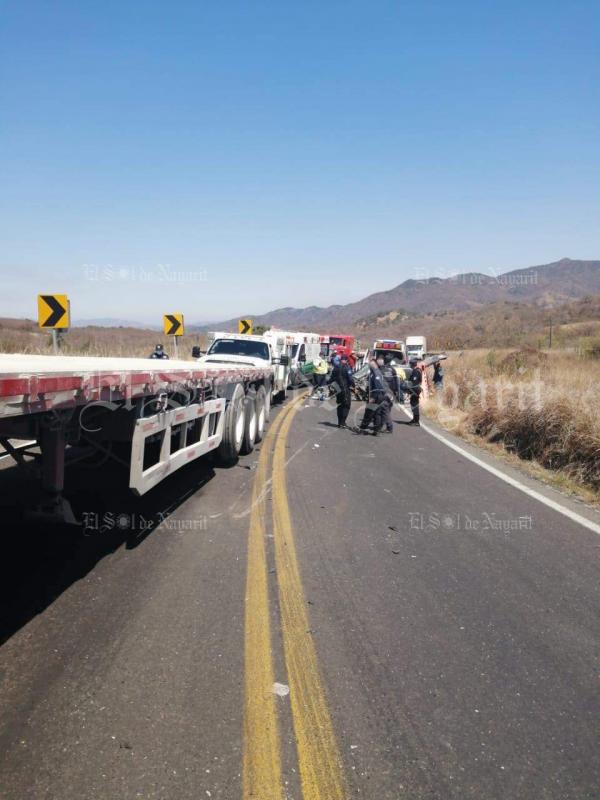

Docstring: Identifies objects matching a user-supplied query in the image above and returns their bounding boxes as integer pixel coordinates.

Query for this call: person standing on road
[340,353,354,386]
[433,361,444,393]
[358,359,388,435]
[389,355,406,403]
[406,357,422,426]
[329,354,355,428]
[379,354,401,433]
[312,355,329,400]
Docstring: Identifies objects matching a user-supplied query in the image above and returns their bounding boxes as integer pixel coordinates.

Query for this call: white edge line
[399,405,600,537]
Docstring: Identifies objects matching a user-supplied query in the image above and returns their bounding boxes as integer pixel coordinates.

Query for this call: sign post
[238,319,253,335]
[38,294,70,354]
[163,313,184,358]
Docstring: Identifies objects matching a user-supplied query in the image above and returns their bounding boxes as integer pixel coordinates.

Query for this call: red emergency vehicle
[319,334,357,368]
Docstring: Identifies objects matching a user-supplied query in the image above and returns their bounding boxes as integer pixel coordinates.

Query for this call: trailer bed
[0,354,271,418]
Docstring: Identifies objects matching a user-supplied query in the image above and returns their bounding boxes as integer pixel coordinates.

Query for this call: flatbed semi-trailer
[0,354,274,520]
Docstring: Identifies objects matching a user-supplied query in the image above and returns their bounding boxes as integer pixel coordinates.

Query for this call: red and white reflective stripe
[0,376,81,397]
[0,365,271,418]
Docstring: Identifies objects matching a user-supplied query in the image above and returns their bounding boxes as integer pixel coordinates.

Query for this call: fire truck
[319,334,358,368]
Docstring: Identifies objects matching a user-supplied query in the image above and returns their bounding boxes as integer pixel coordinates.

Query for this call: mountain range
[197,259,600,334]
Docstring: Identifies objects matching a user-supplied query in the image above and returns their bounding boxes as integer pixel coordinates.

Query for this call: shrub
[497,347,548,376]
[433,349,600,493]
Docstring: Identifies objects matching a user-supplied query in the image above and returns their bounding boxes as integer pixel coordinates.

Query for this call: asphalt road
[0,393,599,799]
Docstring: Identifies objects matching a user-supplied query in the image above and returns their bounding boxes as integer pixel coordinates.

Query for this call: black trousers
[381,395,394,431]
[410,391,420,422]
[337,401,351,426]
[360,392,385,431]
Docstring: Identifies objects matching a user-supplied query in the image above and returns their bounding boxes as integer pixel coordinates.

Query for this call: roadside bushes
[440,365,481,409]
[579,337,600,359]
[429,348,600,493]
[469,395,600,491]
[497,347,548,376]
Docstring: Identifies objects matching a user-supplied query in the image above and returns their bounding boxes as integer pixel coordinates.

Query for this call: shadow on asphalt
[0,395,296,646]
[0,453,218,647]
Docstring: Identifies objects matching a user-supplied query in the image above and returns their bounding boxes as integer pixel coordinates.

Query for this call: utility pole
[548,317,553,350]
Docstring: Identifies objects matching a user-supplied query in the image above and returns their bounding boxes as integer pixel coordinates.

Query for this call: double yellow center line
[243,394,346,800]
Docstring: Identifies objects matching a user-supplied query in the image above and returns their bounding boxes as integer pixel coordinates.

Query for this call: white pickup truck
[198,332,291,409]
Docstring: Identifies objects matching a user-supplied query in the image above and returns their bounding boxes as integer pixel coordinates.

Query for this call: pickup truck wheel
[264,386,272,421]
[214,383,245,466]
[241,389,257,454]
[254,385,266,443]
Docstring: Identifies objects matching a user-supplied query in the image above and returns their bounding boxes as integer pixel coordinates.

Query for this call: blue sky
[1,0,599,323]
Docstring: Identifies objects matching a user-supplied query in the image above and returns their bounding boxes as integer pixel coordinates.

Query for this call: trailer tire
[254,385,267,443]
[214,383,246,466]
[241,389,258,454]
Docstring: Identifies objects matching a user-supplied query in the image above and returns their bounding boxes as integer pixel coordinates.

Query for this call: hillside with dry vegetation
[2,293,600,359]
[203,258,600,332]
[0,318,206,359]
[355,295,600,354]
[427,348,600,500]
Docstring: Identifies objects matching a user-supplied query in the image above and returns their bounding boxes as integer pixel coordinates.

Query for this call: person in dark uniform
[406,357,422,425]
[389,355,405,404]
[150,343,169,359]
[329,355,355,428]
[433,361,444,392]
[358,359,388,434]
[379,353,401,433]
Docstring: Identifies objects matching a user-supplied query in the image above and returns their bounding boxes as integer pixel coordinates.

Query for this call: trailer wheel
[214,384,246,466]
[254,385,267,443]
[241,389,258,454]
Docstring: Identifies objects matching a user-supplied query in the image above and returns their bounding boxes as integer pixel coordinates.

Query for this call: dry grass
[355,295,600,352]
[0,318,207,359]
[427,348,600,498]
